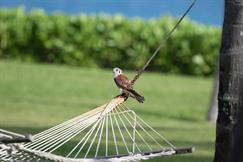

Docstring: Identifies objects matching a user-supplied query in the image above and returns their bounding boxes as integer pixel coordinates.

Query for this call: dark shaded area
[0,136,32,144]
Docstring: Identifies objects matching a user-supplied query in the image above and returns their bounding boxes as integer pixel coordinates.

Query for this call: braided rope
[131,0,196,85]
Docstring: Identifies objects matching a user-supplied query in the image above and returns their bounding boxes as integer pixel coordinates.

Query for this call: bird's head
[113,67,122,77]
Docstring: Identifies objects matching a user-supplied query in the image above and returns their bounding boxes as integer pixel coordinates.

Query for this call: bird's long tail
[127,89,145,103]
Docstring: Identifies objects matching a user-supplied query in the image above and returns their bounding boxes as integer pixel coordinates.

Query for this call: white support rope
[29,103,106,140]
[105,113,109,157]
[73,119,101,158]
[66,119,99,158]
[31,117,94,151]
[132,111,137,153]
[115,106,153,151]
[113,108,141,153]
[1,96,193,162]
[121,104,176,149]
[119,105,165,149]
[112,109,130,154]
[95,117,105,157]
[26,109,101,148]
[48,119,96,153]
[109,112,119,155]
[84,118,104,158]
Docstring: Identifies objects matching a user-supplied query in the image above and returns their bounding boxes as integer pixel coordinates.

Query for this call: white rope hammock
[0,96,193,162]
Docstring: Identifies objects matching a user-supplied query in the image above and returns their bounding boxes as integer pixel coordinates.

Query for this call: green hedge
[0,8,221,76]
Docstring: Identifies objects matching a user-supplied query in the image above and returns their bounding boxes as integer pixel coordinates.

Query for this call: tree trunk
[214,0,243,162]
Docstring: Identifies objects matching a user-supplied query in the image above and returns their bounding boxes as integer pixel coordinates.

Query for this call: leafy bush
[0,7,221,76]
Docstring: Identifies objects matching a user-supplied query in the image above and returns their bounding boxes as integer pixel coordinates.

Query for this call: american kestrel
[113,67,145,103]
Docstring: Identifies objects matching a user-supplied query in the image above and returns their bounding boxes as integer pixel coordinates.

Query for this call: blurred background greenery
[0,8,220,76]
[0,1,222,162]
[0,61,214,162]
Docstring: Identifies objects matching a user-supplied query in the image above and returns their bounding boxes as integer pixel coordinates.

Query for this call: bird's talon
[121,93,129,101]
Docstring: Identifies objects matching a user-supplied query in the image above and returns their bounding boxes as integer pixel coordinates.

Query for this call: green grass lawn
[0,61,215,162]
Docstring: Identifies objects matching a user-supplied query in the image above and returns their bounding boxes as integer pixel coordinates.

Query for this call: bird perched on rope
[112,0,196,103]
[113,67,145,103]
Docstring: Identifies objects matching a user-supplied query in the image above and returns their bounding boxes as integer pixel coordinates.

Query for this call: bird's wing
[114,74,133,90]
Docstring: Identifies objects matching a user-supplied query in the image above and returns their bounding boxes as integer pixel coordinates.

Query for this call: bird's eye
[116,69,118,71]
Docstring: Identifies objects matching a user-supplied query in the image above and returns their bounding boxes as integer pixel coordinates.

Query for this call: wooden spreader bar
[96,146,195,159]
[173,147,195,154]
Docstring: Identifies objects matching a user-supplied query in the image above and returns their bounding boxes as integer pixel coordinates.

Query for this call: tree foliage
[0,8,221,76]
